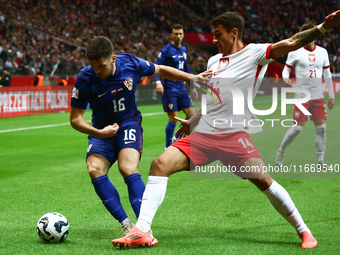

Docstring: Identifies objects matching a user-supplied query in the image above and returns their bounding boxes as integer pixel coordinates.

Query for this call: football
[37,212,69,243]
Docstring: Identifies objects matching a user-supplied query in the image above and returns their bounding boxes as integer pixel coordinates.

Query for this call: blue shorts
[161,90,194,113]
[86,124,143,165]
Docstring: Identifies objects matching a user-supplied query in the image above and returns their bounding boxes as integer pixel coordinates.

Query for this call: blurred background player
[70,36,205,238]
[154,24,198,149]
[276,21,335,167]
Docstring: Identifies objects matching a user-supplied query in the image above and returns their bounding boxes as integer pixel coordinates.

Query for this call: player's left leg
[276,102,309,166]
[310,99,328,164]
[165,111,178,148]
[118,148,145,220]
[313,119,326,164]
[116,125,145,220]
[112,140,194,248]
[244,158,317,248]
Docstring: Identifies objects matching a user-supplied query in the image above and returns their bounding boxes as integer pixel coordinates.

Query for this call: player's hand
[283,78,292,86]
[99,123,119,138]
[197,69,212,78]
[323,10,340,30]
[192,69,212,89]
[328,98,335,110]
[174,116,191,138]
[156,82,164,95]
[192,88,198,101]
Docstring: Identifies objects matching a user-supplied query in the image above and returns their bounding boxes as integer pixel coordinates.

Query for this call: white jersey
[196,43,273,135]
[284,45,332,100]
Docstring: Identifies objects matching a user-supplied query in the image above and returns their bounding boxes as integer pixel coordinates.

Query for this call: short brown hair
[299,20,316,32]
[171,24,184,32]
[212,12,244,40]
[86,36,114,60]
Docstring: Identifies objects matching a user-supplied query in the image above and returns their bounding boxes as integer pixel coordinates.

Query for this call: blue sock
[124,173,145,218]
[91,175,128,222]
[165,121,176,148]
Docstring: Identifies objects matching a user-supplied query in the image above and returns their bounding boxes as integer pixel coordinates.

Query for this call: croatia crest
[308,54,315,62]
[124,77,133,91]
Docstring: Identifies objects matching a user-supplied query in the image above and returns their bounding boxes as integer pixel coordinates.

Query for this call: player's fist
[323,10,340,30]
[156,81,164,95]
[99,123,119,138]
[328,98,335,110]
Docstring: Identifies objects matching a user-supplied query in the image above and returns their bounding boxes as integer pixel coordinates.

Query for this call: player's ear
[231,28,238,38]
[111,55,117,63]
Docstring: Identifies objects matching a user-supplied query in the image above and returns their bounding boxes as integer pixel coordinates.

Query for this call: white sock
[315,124,326,162]
[279,125,304,152]
[136,176,169,233]
[263,180,310,235]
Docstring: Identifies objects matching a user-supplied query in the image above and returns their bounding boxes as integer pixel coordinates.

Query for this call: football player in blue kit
[70,36,209,240]
[155,24,198,149]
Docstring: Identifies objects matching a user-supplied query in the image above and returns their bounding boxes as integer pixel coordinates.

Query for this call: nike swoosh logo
[213,72,220,76]
[98,92,108,97]
[124,141,135,144]
[247,150,256,153]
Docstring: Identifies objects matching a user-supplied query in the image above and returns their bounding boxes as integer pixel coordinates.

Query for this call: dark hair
[212,12,244,40]
[299,20,316,32]
[171,24,184,32]
[86,36,114,60]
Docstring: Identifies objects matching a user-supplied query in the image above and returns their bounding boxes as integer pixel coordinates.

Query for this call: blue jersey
[155,43,191,93]
[71,53,155,129]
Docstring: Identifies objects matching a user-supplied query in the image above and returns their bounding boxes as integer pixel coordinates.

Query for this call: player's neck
[111,63,116,76]
[223,40,244,56]
[304,42,315,51]
[172,41,181,48]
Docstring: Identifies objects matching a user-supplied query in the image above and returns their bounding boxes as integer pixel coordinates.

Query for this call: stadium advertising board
[0,86,72,118]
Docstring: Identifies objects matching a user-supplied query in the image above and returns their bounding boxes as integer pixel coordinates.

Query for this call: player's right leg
[276,121,305,166]
[161,93,179,149]
[165,111,178,148]
[111,145,190,248]
[86,137,132,235]
[244,158,317,248]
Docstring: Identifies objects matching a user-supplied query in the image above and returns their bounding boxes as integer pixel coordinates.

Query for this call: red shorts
[293,98,327,122]
[172,131,262,173]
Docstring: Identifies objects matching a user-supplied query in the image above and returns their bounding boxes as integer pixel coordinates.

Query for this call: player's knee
[118,165,138,178]
[150,157,167,176]
[87,162,106,179]
[251,178,273,191]
[292,125,304,134]
[315,123,326,134]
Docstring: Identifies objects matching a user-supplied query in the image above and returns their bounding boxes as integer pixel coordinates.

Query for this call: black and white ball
[37,212,69,243]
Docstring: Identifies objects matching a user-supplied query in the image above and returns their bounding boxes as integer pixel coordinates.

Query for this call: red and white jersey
[196,43,273,135]
[284,45,331,100]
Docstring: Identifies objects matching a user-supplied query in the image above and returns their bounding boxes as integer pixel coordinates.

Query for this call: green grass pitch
[0,94,339,254]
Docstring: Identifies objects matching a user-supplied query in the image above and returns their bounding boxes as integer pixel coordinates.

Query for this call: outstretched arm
[153,64,212,83]
[270,10,340,59]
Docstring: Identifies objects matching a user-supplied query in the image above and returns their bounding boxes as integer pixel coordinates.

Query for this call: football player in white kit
[112,11,340,249]
[276,21,335,167]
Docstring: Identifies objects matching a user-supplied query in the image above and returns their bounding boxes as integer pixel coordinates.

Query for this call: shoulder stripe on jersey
[323,65,330,69]
[285,63,293,68]
[266,44,272,59]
